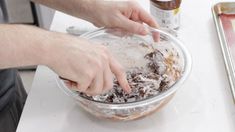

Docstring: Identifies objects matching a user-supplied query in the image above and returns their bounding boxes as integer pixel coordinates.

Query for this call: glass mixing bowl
[56,27,192,121]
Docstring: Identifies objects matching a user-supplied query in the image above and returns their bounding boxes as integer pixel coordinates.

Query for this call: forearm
[0,24,51,69]
[31,0,95,20]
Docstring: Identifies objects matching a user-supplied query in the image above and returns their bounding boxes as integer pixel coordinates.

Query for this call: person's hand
[33,0,159,38]
[0,24,130,96]
[32,0,157,35]
[45,33,131,95]
[79,0,158,35]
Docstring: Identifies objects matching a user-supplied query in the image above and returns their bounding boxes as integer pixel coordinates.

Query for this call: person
[0,0,157,131]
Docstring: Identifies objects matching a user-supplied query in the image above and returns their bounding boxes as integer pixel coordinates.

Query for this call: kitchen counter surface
[17,0,235,132]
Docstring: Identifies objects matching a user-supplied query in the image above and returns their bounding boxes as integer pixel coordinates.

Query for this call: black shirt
[0,69,16,111]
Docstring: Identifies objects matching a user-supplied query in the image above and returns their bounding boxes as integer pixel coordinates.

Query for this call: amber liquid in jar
[150,0,182,30]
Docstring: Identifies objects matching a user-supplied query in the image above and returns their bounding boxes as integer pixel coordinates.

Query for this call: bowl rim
[56,27,192,109]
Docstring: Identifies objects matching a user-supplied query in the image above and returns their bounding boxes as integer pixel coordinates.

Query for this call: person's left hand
[79,0,158,35]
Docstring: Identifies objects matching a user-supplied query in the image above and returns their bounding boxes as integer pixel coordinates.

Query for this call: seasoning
[150,0,182,30]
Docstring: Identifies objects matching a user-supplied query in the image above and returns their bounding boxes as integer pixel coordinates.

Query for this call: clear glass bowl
[56,27,192,121]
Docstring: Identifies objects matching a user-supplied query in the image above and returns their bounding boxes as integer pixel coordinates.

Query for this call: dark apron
[0,69,27,132]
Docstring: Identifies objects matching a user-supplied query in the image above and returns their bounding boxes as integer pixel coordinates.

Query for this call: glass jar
[150,0,182,30]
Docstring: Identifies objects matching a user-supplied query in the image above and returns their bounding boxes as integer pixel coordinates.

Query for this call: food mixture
[79,49,180,103]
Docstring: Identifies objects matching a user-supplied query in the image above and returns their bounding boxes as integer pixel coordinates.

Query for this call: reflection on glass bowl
[56,27,192,121]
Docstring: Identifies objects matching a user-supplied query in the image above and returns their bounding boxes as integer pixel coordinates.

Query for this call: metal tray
[212,2,235,103]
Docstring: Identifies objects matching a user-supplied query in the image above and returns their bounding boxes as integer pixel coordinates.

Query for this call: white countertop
[17,0,235,132]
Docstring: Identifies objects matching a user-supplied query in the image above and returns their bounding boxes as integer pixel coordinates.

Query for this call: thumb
[117,15,147,35]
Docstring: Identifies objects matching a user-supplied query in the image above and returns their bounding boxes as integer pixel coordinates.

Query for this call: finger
[64,80,73,88]
[75,78,92,93]
[105,28,130,37]
[152,30,160,42]
[109,56,131,93]
[102,63,114,93]
[73,69,95,92]
[117,14,147,35]
[70,81,79,91]
[138,8,158,28]
[84,81,94,95]
[129,10,160,41]
[137,10,160,42]
[132,20,143,24]
[85,70,104,96]
[61,78,80,91]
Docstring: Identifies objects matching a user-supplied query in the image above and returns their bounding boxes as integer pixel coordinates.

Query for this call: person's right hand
[45,33,131,95]
[0,24,130,96]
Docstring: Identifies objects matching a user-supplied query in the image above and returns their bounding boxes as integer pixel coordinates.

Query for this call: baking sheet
[212,2,235,103]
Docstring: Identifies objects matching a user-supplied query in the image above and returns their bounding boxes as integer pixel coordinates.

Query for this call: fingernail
[125,84,132,93]
[140,27,148,35]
